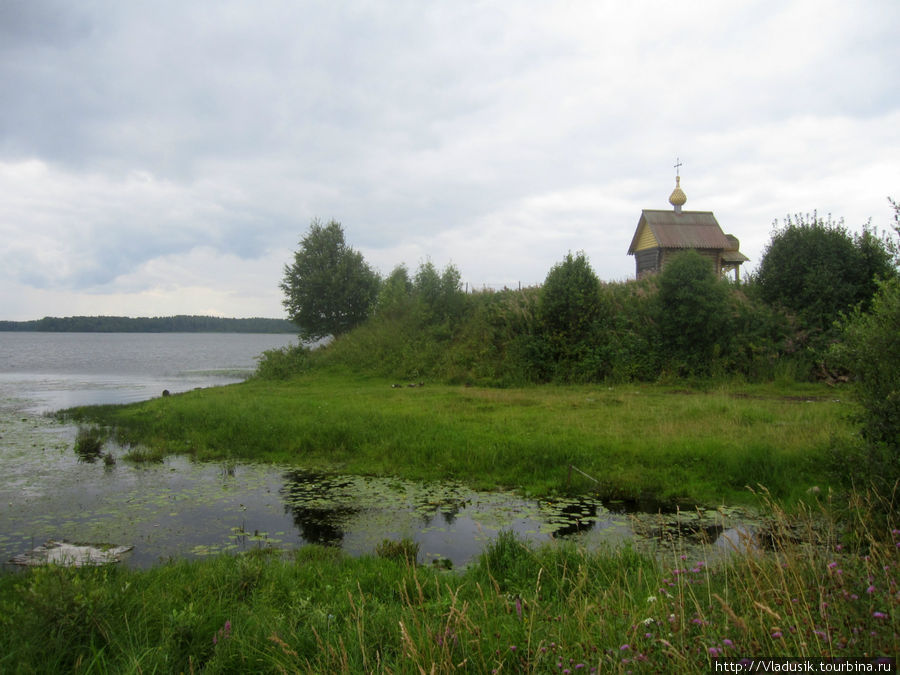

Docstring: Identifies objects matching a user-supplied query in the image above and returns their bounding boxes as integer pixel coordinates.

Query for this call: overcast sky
[1,0,898,320]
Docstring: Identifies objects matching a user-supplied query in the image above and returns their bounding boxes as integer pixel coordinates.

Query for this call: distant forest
[0,315,297,333]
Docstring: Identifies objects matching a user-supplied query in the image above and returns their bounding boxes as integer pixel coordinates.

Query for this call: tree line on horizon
[0,315,296,333]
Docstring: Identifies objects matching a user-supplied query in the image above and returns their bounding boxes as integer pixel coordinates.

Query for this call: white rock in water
[714,525,758,554]
[9,540,133,567]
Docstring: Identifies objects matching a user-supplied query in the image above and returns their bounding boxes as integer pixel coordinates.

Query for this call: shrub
[831,276,900,499]
[255,344,311,380]
[752,213,895,334]
[655,250,730,374]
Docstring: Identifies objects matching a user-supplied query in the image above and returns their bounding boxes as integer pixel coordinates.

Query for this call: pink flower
[771,631,782,639]
[867,585,876,593]
[873,611,888,619]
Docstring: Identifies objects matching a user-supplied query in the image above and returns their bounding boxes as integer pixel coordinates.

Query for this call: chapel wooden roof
[627,209,733,254]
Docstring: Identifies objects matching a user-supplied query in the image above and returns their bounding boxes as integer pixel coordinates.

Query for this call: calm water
[0,333,750,570]
[0,332,298,414]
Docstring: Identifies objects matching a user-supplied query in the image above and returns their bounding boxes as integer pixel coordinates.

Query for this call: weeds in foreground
[0,491,896,673]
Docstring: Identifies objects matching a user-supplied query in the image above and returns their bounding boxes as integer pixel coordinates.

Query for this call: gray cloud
[1,0,899,319]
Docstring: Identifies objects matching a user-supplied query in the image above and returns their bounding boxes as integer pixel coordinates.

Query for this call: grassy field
[64,373,854,506]
[1,498,896,673]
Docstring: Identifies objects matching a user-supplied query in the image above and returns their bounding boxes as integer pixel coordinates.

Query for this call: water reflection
[538,497,600,537]
[281,470,362,545]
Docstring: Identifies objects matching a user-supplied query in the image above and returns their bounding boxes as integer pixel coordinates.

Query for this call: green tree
[831,276,900,501]
[752,213,895,333]
[376,264,413,319]
[656,250,730,374]
[280,219,381,340]
[536,251,606,379]
[412,260,465,324]
[538,251,601,344]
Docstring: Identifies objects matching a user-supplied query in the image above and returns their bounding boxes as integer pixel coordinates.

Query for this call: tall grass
[1,492,895,672]
[63,376,850,505]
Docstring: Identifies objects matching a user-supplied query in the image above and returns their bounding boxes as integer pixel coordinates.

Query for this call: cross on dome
[668,159,687,212]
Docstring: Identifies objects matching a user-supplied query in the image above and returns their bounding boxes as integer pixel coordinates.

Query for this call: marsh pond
[0,332,754,570]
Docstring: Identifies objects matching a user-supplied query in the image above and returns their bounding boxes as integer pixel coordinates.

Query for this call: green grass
[63,373,853,506]
[1,494,896,673]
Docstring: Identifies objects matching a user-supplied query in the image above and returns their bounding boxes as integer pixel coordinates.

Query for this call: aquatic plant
[73,426,105,462]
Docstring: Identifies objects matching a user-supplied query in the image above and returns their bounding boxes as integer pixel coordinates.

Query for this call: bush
[831,276,900,497]
[655,250,730,374]
[537,251,614,380]
[752,213,895,334]
[255,344,311,380]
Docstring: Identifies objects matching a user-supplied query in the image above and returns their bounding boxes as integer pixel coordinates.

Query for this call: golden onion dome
[669,175,687,208]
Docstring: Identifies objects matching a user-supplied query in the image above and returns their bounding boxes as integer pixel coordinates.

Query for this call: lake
[0,332,298,414]
[0,332,752,570]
